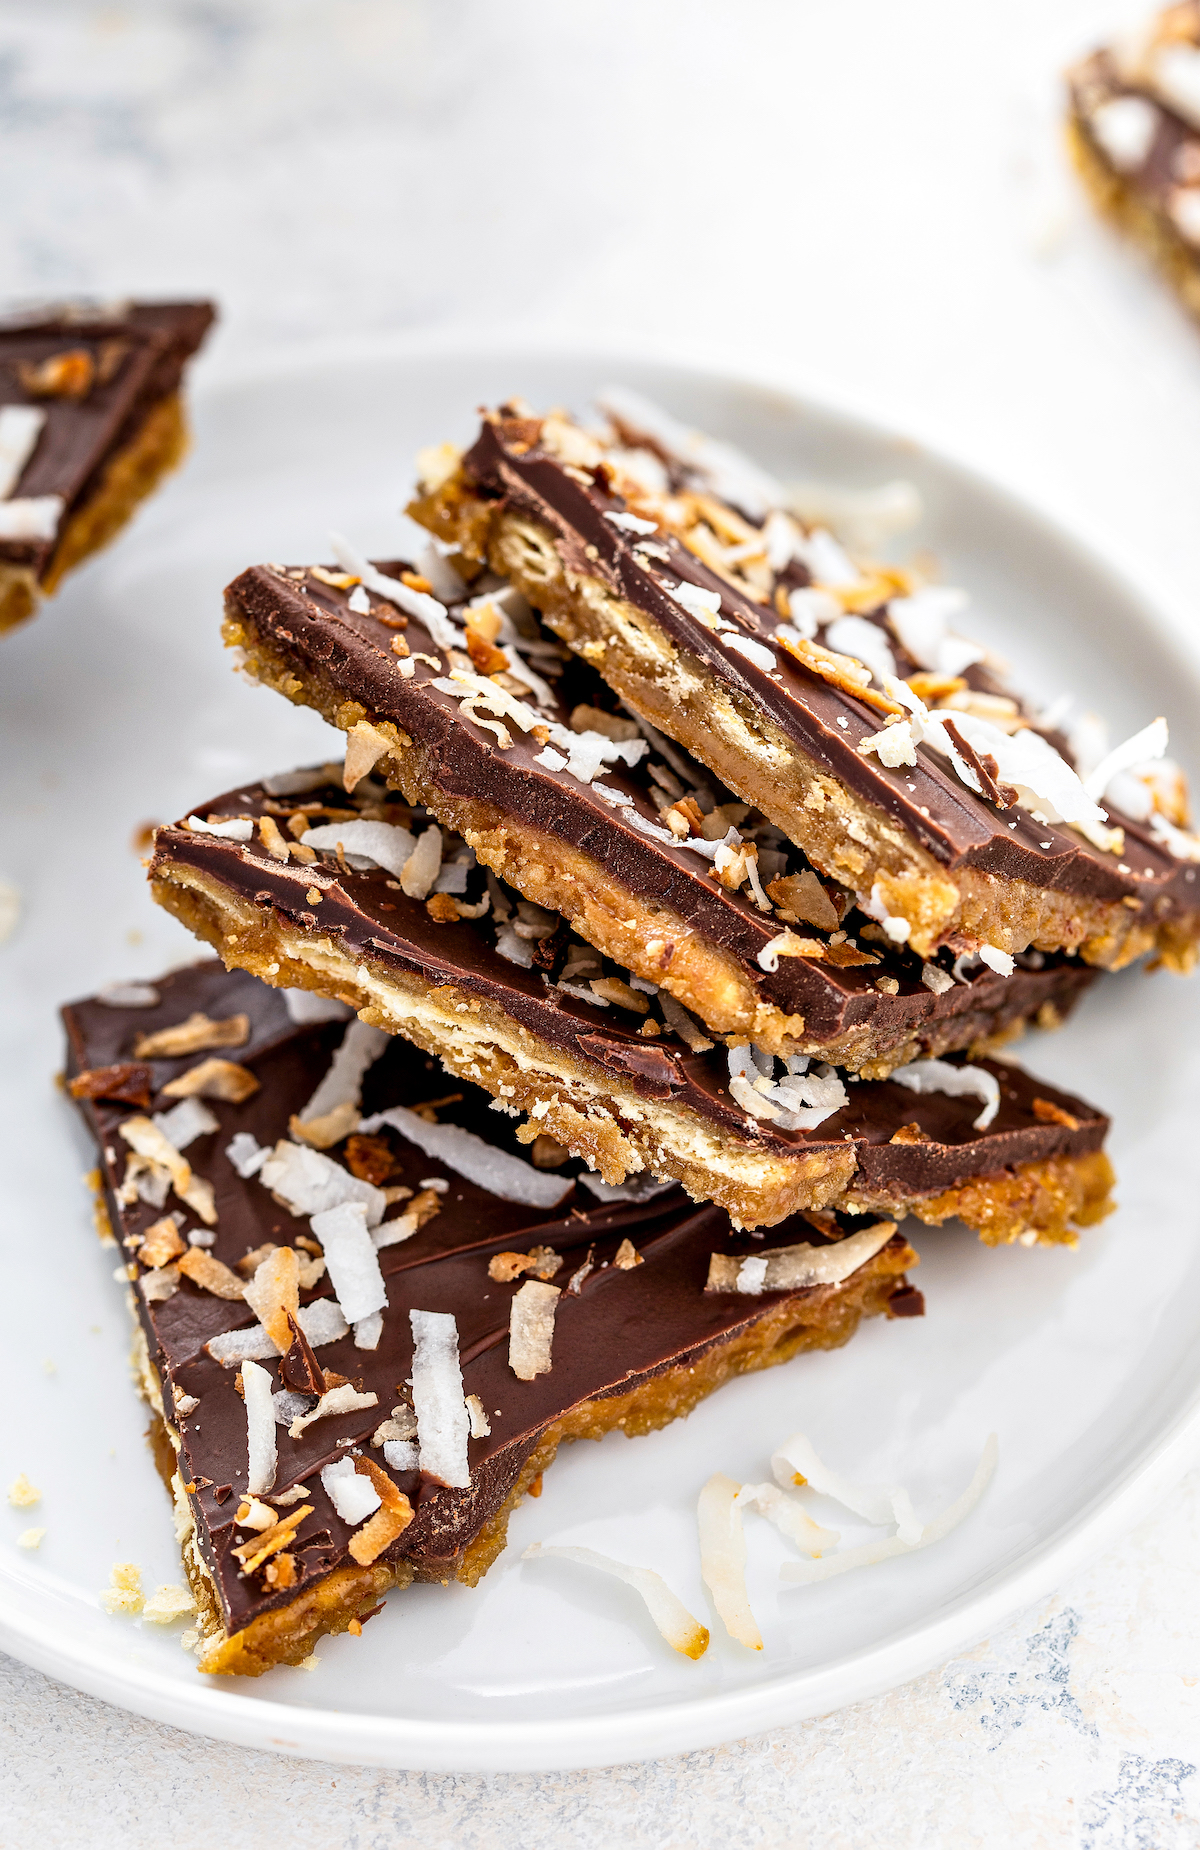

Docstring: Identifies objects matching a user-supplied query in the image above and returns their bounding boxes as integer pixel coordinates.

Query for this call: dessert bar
[1068,4,1200,324]
[148,771,1115,1240]
[0,298,215,633]
[64,959,921,1675]
[222,554,1098,1070]
[408,400,1200,971]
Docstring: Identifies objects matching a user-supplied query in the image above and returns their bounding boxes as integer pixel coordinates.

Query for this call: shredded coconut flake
[523,1543,709,1659]
[320,1455,382,1525]
[301,818,417,880]
[259,1139,385,1225]
[697,1472,762,1650]
[151,1097,219,1152]
[771,1430,921,1543]
[329,532,463,651]
[358,1105,573,1207]
[225,1131,270,1179]
[295,1020,389,1127]
[242,1359,278,1495]
[733,1482,839,1557]
[310,1200,387,1323]
[889,1057,1000,1130]
[410,1308,471,1488]
[778,1435,998,1585]
[0,404,47,499]
[509,1280,560,1380]
[284,988,353,1024]
[97,982,161,1008]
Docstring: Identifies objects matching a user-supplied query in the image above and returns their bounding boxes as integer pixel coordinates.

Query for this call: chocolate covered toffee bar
[149,772,1115,1239]
[0,298,215,633]
[1069,4,1200,324]
[65,959,921,1675]
[409,398,1200,972]
[222,554,1097,1071]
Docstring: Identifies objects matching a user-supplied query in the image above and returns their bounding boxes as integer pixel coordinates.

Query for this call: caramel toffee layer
[0,299,215,579]
[1068,18,1200,321]
[224,560,1097,1067]
[149,777,1112,1232]
[64,959,919,1668]
[413,413,1199,963]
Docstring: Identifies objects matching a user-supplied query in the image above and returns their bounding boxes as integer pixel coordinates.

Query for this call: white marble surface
[3,0,1200,1839]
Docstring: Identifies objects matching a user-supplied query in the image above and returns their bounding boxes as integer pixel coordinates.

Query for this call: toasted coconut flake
[509,1280,561,1381]
[401,824,444,900]
[289,1101,361,1150]
[7,1473,40,1508]
[133,1012,249,1058]
[17,1528,45,1550]
[733,1482,839,1556]
[779,1435,998,1585]
[99,1562,144,1616]
[329,533,463,652]
[657,992,715,1052]
[289,1381,379,1439]
[613,1238,643,1270]
[756,928,809,974]
[176,1248,246,1299]
[97,982,161,1009]
[698,1473,762,1650]
[231,1504,312,1574]
[137,1216,186,1269]
[140,1265,180,1302]
[707,1221,896,1295]
[465,1394,491,1438]
[311,1200,387,1323]
[890,1057,1000,1130]
[410,1308,471,1488]
[242,1359,278,1494]
[151,1097,219,1152]
[161,1057,259,1103]
[259,1139,385,1225]
[770,1431,920,1541]
[141,1584,197,1624]
[347,1456,414,1563]
[358,1105,573,1207]
[321,1455,382,1526]
[524,1543,709,1659]
[342,720,396,792]
[68,1062,154,1108]
[242,1246,300,1349]
[235,1497,279,1530]
[374,1187,443,1250]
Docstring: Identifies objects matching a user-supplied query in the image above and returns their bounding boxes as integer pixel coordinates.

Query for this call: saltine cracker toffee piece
[148,774,1115,1240]
[0,299,215,633]
[407,400,1200,974]
[1068,3,1200,324]
[221,556,1098,1071]
[64,959,922,1676]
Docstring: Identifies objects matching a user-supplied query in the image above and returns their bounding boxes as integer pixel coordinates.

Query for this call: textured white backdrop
[3,2,1200,1843]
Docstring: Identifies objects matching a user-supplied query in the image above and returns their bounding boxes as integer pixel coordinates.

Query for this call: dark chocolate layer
[0,299,215,574]
[63,958,918,1639]
[150,775,1110,1192]
[456,417,1198,923]
[226,561,1097,1050]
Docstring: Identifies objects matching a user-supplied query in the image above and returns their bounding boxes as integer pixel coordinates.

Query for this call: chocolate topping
[150,776,1110,1183]
[457,417,1198,921]
[224,563,1098,1049]
[63,958,919,1636]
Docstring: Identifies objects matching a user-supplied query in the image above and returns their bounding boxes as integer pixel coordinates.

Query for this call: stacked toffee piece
[1068,1,1200,327]
[69,391,1199,1675]
[0,299,214,633]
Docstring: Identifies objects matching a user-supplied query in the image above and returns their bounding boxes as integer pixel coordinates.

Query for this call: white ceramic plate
[3,343,1200,1773]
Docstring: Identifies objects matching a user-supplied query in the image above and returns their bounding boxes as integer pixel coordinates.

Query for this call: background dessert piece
[148,775,1115,1241]
[410,406,1200,973]
[1068,4,1200,325]
[0,298,215,633]
[223,557,1098,1071]
[64,958,920,1676]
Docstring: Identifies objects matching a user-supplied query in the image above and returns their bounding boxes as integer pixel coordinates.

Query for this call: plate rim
[6,333,1200,1772]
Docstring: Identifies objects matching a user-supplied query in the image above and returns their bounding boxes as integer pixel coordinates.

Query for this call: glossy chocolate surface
[458,417,1198,922]
[151,775,1109,1189]
[64,959,918,1636]
[226,562,1097,1046]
